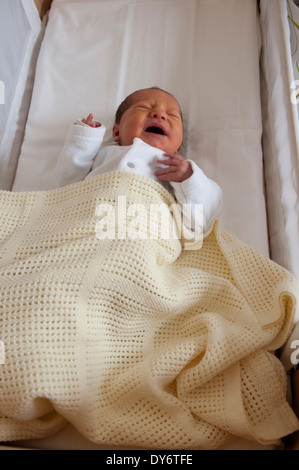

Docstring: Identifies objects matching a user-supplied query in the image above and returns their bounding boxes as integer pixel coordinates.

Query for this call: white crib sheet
[12,0,269,257]
[0,0,45,190]
[260,0,299,280]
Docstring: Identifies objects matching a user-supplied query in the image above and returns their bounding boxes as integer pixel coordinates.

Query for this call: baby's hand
[82,113,101,128]
[155,153,193,182]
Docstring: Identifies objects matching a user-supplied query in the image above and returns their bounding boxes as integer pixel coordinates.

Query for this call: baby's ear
[113,124,121,143]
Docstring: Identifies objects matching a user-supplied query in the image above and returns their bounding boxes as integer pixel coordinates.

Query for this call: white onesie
[55,120,223,237]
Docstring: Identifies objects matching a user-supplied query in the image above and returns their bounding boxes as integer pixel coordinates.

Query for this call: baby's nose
[150,109,166,120]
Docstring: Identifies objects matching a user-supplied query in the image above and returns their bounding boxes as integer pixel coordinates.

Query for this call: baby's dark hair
[114,86,182,124]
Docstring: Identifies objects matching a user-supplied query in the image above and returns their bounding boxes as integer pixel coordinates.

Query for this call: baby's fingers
[155,158,193,182]
[163,152,184,161]
[156,158,179,168]
[83,113,94,126]
[154,166,179,180]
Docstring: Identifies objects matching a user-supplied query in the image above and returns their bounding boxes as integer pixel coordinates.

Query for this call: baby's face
[113,89,183,154]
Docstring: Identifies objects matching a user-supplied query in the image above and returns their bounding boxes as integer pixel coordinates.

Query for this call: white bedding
[288,0,299,118]
[12,0,269,258]
[0,0,45,190]
[5,0,299,451]
[260,0,299,280]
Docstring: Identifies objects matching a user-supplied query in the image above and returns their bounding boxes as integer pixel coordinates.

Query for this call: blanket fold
[0,172,298,449]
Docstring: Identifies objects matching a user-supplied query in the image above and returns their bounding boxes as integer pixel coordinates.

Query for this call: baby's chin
[138,135,179,154]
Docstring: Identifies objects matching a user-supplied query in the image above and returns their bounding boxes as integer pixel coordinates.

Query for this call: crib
[0,0,299,450]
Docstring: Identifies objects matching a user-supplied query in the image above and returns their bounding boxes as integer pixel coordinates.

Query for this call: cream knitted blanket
[0,172,298,449]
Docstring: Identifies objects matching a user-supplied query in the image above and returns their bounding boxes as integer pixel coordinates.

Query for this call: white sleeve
[170,160,223,236]
[54,119,106,187]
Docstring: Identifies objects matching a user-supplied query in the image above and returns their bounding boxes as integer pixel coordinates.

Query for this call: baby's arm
[54,114,105,188]
[156,154,222,236]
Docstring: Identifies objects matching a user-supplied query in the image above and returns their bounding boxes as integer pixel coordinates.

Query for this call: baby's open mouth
[144,126,166,136]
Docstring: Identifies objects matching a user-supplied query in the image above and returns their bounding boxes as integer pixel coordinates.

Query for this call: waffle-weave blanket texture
[0,172,298,449]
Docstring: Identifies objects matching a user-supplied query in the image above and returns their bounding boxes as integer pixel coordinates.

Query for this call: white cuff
[170,160,223,234]
[73,119,106,139]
